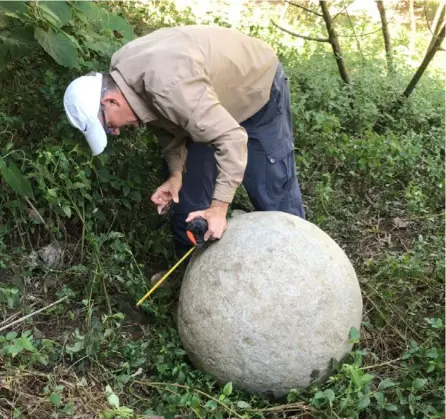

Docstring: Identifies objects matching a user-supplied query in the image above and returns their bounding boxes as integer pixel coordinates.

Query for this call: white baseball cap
[63,72,108,156]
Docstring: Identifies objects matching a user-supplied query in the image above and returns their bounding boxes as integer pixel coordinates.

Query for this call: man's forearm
[211,199,229,211]
[170,170,182,179]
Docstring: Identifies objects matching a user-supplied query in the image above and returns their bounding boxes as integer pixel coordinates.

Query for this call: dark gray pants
[169,62,305,256]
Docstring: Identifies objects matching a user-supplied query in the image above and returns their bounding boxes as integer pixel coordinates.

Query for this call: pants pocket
[266,151,294,200]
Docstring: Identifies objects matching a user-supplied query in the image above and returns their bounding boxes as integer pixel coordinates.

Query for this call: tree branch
[319,1,350,84]
[424,1,434,36]
[426,2,445,53]
[424,0,445,37]
[271,20,329,42]
[344,0,365,63]
[285,0,322,17]
[403,24,445,98]
[0,296,68,333]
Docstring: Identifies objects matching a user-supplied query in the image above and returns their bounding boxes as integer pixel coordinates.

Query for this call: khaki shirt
[109,25,278,203]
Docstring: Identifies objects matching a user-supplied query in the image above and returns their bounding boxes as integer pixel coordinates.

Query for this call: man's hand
[186,200,229,241]
[151,172,182,215]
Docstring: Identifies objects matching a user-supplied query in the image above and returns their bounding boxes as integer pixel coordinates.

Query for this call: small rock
[27,243,64,269]
[393,217,409,229]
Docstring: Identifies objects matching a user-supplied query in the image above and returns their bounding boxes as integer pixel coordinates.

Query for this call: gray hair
[84,71,118,98]
[101,73,118,97]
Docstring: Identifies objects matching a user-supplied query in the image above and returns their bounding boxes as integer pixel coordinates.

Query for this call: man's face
[99,95,139,135]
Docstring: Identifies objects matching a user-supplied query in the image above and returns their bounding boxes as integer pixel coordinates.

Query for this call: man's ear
[101,92,120,107]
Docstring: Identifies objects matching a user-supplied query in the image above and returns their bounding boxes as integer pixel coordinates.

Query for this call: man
[63,25,305,258]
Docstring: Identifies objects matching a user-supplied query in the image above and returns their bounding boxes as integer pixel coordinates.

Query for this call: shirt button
[269,157,275,164]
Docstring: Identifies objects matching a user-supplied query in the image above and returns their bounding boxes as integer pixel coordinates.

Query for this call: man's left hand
[186,200,229,241]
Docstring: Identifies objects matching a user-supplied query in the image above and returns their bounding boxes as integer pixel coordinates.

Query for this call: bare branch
[337,1,401,37]
[403,24,445,98]
[285,0,322,17]
[271,20,330,42]
[0,296,69,333]
[338,27,383,38]
[344,1,365,63]
[424,1,434,36]
[424,0,445,37]
[426,2,446,53]
[333,1,351,20]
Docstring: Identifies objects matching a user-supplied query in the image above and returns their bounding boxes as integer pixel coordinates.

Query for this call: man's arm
[153,74,248,204]
[150,126,188,175]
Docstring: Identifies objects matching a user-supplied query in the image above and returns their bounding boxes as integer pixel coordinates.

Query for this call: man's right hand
[150,171,182,215]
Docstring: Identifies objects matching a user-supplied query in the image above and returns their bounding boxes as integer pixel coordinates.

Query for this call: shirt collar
[110,70,157,124]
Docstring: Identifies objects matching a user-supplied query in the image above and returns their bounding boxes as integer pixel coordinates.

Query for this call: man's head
[63,72,139,155]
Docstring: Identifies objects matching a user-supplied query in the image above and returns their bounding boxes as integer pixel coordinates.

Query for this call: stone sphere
[177,211,363,398]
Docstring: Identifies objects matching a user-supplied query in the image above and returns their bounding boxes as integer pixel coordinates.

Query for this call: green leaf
[0,12,13,29]
[107,393,119,408]
[34,27,78,68]
[62,205,72,218]
[374,391,385,405]
[0,162,34,198]
[7,341,24,357]
[349,326,360,342]
[0,46,7,71]
[99,9,135,40]
[190,395,200,409]
[10,26,35,45]
[0,1,27,15]
[65,341,84,354]
[106,385,119,408]
[426,347,439,358]
[38,1,71,28]
[360,373,375,386]
[236,401,251,409]
[313,390,325,399]
[49,392,61,407]
[357,394,370,409]
[324,389,335,402]
[222,382,232,396]
[0,26,34,56]
[412,378,427,390]
[6,331,17,340]
[349,367,362,389]
[62,402,73,414]
[129,190,141,201]
[98,168,111,182]
[378,378,396,390]
[204,400,217,410]
[20,337,34,351]
[385,404,398,412]
[73,1,101,21]
[93,209,106,221]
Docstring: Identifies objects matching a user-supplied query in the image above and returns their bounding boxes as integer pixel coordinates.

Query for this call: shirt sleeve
[152,74,248,203]
[150,126,188,174]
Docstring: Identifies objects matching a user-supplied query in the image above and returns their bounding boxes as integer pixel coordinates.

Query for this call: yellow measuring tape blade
[136,246,196,307]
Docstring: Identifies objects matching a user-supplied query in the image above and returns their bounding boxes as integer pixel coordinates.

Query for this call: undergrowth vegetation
[0,1,444,418]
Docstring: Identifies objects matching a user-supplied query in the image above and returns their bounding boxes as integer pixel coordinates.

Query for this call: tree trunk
[426,2,445,53]
[403,24,445,98]
[280,1,289,21]
[377,0,393,74]
[409,0,416,56]
[319,1,350,84]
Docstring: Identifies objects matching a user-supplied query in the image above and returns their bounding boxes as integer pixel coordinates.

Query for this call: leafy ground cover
[0,1,444,418]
